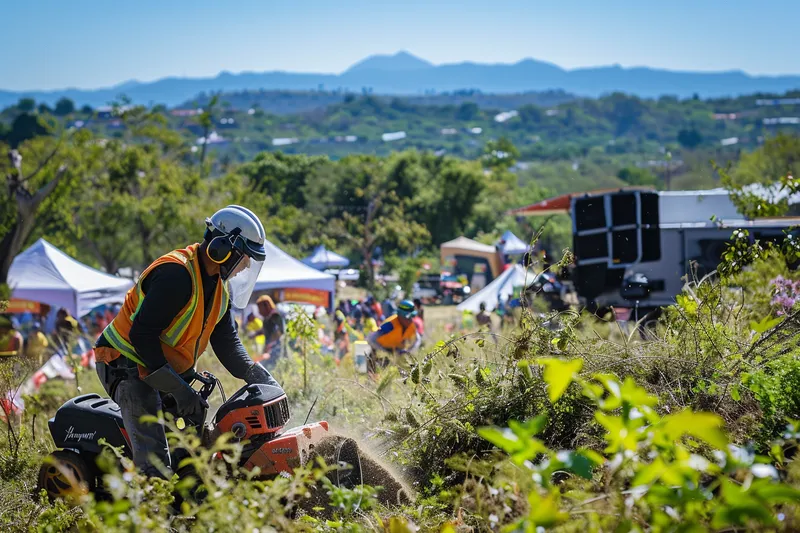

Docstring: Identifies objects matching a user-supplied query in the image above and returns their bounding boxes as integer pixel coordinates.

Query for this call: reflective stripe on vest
[102,322,146,366]
[103,243,230,372]
[161,251,201,346]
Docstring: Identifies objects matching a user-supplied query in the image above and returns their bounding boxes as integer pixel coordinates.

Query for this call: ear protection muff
[205,227,243,264]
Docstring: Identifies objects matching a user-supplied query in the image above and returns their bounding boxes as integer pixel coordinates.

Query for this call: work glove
[244,361,280,387]
[142,364,208,426]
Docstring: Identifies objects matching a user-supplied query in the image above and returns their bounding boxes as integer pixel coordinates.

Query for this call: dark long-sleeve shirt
[97,261,252,378]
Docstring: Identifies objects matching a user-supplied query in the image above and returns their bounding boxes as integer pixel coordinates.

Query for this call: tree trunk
[1,160,68,285]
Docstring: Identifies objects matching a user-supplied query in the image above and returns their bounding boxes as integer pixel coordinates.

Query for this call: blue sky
[4,0,799,91]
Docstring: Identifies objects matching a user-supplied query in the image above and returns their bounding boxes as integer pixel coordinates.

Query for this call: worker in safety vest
[366,300,422,358]
[0,315,23,358]
[94,205,279,478]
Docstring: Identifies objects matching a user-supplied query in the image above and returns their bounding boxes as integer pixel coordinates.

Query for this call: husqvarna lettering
[65,426,97,442]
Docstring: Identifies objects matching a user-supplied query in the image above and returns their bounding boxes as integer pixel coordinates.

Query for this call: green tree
[387,151,486,245]
[306,155,430,289]
[69,105,199,271]
[733,134,800,186]
[617,166,658,187]
[237,151,329,207]
[197,94,219,175]
[482,137,520,170]
[53,98,75,116]
[677,128,703,149]
[5,113,49,148]
[17,98,35,113]
[455,102,480,121]
[0,131,93,284]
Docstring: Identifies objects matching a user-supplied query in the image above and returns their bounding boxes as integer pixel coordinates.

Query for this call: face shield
[226,253,264,309]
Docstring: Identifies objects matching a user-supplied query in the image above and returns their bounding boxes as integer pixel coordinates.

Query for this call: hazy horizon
[4,0,800,92]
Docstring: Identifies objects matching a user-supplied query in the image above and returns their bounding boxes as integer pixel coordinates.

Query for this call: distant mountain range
[3,51,800,110]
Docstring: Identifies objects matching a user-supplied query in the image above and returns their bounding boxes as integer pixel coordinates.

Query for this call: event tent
[252,238,336,296]
[456,264,532,313]
[8,239,134,318]
[498,230,529,255]
[302,245,350,270]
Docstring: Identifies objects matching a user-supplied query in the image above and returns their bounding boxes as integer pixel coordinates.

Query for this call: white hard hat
[205,205,267,308]
[205,205,266,262]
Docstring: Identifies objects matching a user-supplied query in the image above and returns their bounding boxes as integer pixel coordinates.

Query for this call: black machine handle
[191,370,218,401]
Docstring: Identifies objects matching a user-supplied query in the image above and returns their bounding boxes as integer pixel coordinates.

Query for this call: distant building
[170,109,201,117]
[763,117,800,125]
[272,137,299,146]
[196,131,228,145]
[382,131,406,142]
[494,110,519,123]
[96,105,132,119]
[756,98,800,106]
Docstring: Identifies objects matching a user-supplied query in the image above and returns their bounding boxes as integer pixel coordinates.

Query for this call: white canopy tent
[456,265,532,313]
[251,238,336,296]
[8,239,134,318]
[302,245,350,270]
[498,230,530,255]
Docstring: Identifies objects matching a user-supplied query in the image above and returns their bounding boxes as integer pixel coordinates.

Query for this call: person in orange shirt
[366,300,421,358]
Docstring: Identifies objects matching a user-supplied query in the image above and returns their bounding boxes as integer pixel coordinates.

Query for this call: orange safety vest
[99,243,229,374]
[375,315,417,350]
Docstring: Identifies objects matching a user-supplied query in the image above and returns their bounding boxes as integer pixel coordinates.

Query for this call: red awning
[507,187,655,217]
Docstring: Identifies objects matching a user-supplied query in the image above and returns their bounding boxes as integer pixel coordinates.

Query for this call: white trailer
[511,188,800,310]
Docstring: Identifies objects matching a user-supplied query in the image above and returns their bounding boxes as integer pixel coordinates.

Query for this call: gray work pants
[96,358,171,478]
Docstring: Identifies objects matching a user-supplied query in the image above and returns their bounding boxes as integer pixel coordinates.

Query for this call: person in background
[412,298,425,338]
[333,309,350,361]
[367,300,421,368]
[476,302,494,332]
[256,295,285,366]
[381,297,396,320]
[461,309,475,331]
[0,315,24,358]
[363,314,380,335]
[366,295,384,322]
[245,312,265,353]
[53,308,80,350]
[338,299,351,318]
[95,311,109,333]
[349,299,364,331]
[25,321,50,365]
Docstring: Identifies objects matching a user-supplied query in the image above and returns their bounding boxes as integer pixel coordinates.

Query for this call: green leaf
[508,414,549,438]
[750,315,784,335]
[619,376,658,409]
[558,451,597,480]
[477,426,522,454]
[731,384,741,401]
[410,364,420,384]
[422,358,433,376]
[661,410,728,450]
[376,367,398,395]
[753,483,800,503]
[537,358,583,403]
[526,491,568,527]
